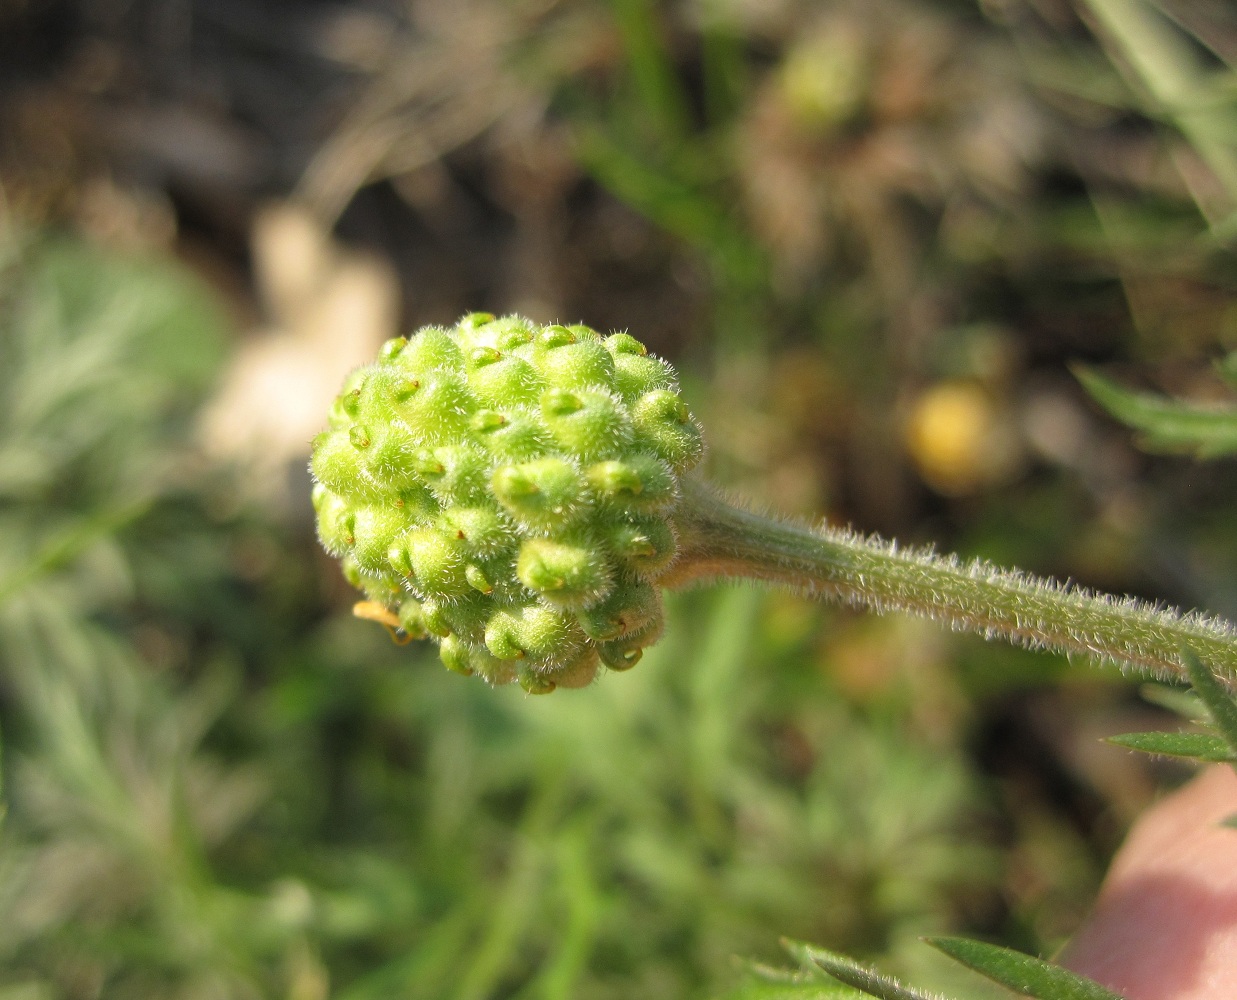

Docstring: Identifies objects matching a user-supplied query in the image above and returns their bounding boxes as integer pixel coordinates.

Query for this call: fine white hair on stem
[666,480,1237,688]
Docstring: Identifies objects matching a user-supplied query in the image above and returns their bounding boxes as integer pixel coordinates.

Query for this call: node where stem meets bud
[315,315,1237,694]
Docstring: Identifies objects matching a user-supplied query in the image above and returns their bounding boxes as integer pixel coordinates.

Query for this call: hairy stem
[666,480,1237,685]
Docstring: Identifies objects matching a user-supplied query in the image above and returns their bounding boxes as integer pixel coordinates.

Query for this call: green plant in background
[717,643,1237,1000]
[0,226,276,994]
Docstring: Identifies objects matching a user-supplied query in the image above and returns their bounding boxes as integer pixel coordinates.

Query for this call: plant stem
[666,480,1237,685]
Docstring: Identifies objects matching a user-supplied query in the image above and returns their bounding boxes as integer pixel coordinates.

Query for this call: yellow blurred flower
[905,380,1019,495]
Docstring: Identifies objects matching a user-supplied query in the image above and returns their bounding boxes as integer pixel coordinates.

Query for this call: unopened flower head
[311,314,703,693]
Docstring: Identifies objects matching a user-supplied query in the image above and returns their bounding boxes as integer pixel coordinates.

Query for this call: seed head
[311,315,703,693]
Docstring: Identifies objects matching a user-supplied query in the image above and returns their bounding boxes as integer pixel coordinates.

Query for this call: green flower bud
[599,623,659,671]
[576,578,660,641]
[378,336,408,362]
[311,429,371,499]
[492,458,588,531]
[467,351,544,407]
[395,372,476,444]
[418,596,453,638]
[355,366,420,420]
[603,333,645,356]
[402,527,470,598]
[586,454,677,511]
[632,390,704,471]
[440,506,514,556]
[353,505,417,571]
[311,315,704,690]
[363,424,423,493]
[471,409,550,460]
[395,326,463,372]
[518,669,559,695]
[516,535,614,609]
[484,603,592,669]
[482,609,526,661]
[540,388,632,462]
[606,516,678,577]
[458,311,496,332]
[604,333,679,399]
[533,333,616,389]
[341,556,366,590]
[476,315,536,350]
[438,634,475,675]
[419,444,488,504]
[398,598,429,640]
[327,369,367,427]
[465,564,494,594]
[314,486,355,556]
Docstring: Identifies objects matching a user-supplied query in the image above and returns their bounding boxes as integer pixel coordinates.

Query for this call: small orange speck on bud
[352,601,413,644]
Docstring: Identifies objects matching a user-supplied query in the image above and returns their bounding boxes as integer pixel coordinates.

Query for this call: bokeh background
[1,0,1236,996]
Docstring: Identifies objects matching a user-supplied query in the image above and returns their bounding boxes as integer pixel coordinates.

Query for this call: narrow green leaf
[1073,365,1237,457]
[1105,730,1235,762]
[1137,683,1205,721]
[784,941,953,1000]
[734,953,876,999]
[0,498,152,608]
[925,937,1124,1000]
[1183,650,1237,761]
[610,0,691,136]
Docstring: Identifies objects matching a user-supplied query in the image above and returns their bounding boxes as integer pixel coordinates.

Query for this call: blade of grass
[925,937,1125,1000]
[784,941,953,1000]
[1183,649,1237,763]
[1074,366,1237,457]
[610,0,690,136]
[1106,730,1235,762]
[0,498,151,607]
[1081,0,1237,215]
